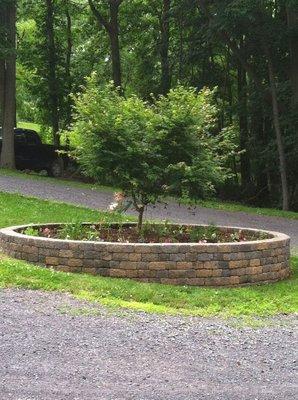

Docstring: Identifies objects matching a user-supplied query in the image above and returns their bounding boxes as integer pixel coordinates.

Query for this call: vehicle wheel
[47,158,64,178]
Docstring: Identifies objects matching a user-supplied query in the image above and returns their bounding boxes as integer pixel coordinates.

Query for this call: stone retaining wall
[0,224,291,286]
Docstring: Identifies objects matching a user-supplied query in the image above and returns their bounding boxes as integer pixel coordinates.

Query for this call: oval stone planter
[0,223,291,287]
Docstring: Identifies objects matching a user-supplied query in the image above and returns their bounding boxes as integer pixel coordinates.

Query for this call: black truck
[0,127,67,177]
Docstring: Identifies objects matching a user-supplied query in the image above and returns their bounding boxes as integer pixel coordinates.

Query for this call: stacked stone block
[0,224,291,287]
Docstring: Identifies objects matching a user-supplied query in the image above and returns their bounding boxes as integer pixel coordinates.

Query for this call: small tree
[71,78,232,230]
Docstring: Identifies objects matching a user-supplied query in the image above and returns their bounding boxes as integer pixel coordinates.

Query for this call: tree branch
[88,0,111,33]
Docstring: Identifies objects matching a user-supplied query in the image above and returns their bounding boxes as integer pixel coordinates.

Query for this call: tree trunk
[109,2,122,89]
[0,1,16,169]
[265,46,289,210]
[137,206,145,232]
[286,6,298,107]
[0,59,4,126]
[45,0,60,146]
[65,3,72,128]
[160,0,171,94]
[237,58,251,192]
[88,0,122,91]
[0,6,6,126]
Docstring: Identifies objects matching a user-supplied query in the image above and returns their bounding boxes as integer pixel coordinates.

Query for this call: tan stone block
[217,245,232,253]
[82,267,97,275]
[185,278,205,286]
[210,269,222,277]
[196,269,213,278]
[229,276,240,285]
[68,258,83,267]
[59,249,73,258]
[119,261,137,270]
[169,269,189,278]
[203,261,220,269]
[160,278,179,285]
[45,256,59,266]
[138,270,156,278]
[102,253,112,261]
[229,260,242,269]
[176,262,193,270]
[148,261,176,270]
[249,259,261,267]
[125,270,139,278]
[109,269,127,277]
[205,277,233,286]
[141,253,160,262]
[112,253,130,261]
[22,245,38,254]
[255,242,269,250]
[129,253,142,262]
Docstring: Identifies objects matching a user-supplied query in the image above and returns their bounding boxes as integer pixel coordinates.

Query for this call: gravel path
[0,288,297,400]
[0,174,297,253]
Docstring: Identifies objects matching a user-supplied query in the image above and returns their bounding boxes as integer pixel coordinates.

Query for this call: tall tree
[286,3,298,107]
[160,0,171,94]
[45,0,60,145]
[0,7,6,126]
[88,0,123,90]
[0,0,16,169]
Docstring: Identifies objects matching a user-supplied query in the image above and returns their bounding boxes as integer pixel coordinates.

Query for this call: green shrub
[70,77,235,229]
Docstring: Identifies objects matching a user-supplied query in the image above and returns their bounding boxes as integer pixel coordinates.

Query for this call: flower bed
[0,223,291,287]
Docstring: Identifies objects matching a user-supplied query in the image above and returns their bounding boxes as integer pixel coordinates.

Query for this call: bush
[70,77,234,229]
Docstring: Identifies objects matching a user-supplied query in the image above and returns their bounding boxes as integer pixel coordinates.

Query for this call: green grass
[0,167,297,220]
[183,198,298,220]
[0,255,297,317]
[0,191,296,317]
[0,192,129,228]
[17,121,41,133]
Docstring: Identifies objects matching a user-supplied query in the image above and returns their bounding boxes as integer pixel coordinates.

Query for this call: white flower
[109,202,119,211]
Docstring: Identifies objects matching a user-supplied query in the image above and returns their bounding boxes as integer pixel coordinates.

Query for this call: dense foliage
[72,80,232,227]
[1,0,297,210]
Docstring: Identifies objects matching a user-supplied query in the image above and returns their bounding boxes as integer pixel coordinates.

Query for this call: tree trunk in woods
[109,2,122,89]
[0,1,16,169]
[0,59,4,126]
[65,3,72,128]
[237,58,251,192]
[286,6,298,107]
[265,46,289,211]
[45,0,60,146]
[88,0,122,91]
[160,0,171,94]
[0,6,5,126]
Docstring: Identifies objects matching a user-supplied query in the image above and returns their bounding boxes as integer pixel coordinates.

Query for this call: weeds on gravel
[0,255,297,318]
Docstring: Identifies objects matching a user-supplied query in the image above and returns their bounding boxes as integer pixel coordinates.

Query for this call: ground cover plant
[0,192,296,318]
[23,222,270,244]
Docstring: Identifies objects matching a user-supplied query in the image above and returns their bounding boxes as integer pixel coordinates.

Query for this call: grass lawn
[0,192,128,228]
[0,256,297,318]
[0,191,297,318]
[0,167,297,220]
[17,121,41,133]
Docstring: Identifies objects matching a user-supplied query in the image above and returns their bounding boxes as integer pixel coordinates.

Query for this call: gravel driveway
[0,174,297,253]
[0,289,297,400]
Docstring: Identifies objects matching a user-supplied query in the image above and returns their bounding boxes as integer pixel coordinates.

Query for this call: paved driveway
[0,175,297,253]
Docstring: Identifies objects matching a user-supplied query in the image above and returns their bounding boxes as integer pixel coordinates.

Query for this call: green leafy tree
[70,77,231,228]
